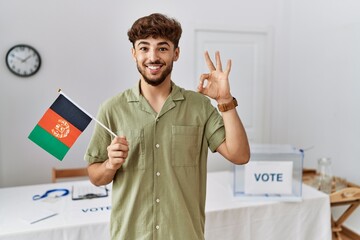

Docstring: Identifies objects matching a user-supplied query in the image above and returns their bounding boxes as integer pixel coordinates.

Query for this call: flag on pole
[28,91,92,161]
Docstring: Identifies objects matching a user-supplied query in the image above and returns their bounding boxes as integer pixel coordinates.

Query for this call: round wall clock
[5,44,41,77]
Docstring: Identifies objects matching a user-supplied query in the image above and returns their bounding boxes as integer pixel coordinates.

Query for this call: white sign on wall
[244,161,293,195]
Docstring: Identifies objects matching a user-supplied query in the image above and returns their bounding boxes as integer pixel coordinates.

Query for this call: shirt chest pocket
[172,125,201,167]
[116,129,145,170]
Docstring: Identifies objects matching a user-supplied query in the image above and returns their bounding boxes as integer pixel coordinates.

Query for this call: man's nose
[148,49,160,62]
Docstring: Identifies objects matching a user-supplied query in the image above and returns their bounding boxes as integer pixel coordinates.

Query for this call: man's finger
[198,74,210,92]
[215,51,223,72]
[204,51,216,71]
[112,136,128,145]
[225,59,232,74]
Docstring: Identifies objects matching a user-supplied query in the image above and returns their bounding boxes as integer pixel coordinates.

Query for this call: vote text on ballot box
[234,144,304,201]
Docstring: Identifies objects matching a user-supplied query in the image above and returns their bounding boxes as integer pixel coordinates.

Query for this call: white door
[195,29,273,144]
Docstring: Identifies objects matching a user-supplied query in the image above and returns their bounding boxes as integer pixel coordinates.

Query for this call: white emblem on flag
[52,119,70,138]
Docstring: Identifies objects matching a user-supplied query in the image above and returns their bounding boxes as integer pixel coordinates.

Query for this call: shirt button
[156,225,160,230]
[156,198,160,203]
[155,144,160,148]
[156,172,160,176]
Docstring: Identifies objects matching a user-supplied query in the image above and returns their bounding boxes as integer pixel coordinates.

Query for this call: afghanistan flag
[28,93,92,160]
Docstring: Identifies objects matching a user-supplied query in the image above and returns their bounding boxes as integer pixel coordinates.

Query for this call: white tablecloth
[204,171,332,240]
[0,171,331,240]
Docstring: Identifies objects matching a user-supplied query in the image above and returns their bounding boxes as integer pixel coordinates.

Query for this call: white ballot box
[234,144,304,201]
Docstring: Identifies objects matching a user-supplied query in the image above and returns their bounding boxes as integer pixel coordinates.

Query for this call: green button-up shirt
[85,82,225,240]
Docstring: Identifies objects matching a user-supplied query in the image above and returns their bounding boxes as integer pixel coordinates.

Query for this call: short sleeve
[84,104,112,164]
[205,106,225,153]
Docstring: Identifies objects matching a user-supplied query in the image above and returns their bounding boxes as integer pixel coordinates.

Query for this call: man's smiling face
[132,37,179,86]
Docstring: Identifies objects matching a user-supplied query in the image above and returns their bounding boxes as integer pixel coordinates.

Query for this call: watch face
[6,44,41,77]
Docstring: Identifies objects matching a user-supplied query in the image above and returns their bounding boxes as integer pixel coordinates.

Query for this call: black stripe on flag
[50,94,92,132]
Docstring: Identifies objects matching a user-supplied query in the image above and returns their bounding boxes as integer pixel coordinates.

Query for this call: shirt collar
[128,81,185,103]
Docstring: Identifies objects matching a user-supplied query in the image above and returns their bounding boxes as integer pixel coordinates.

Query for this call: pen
[30,213,58,224]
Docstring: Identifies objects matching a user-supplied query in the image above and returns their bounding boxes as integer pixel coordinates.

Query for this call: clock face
[6,44,41,77]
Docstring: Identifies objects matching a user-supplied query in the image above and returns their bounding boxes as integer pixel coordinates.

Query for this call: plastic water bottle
[317,157,333,194]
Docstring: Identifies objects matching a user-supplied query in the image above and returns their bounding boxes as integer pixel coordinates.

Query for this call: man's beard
[137,61,173,86]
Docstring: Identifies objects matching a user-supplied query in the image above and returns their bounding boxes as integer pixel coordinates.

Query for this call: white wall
[270,0,360,232]
[0,0,281,186]
[1,0,359,233]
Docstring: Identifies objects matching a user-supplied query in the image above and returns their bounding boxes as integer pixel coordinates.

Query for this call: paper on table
[72,182,108,200]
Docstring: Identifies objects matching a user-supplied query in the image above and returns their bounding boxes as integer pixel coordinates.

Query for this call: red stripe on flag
[37,108,82,148]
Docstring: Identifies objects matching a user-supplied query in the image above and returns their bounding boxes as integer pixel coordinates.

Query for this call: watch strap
[217,97,238,112]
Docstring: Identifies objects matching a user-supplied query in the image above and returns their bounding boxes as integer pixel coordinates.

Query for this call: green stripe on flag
[28,125,70,161]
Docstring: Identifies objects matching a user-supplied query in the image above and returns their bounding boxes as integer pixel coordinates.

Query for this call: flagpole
[58,89,118,138]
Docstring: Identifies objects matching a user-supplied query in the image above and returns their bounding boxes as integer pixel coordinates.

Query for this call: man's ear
[131,48,136,62]
[173,47,180,61]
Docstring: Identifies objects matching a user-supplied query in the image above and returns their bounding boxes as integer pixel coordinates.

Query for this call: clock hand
[14,55,25,62]
[22,55,32,62]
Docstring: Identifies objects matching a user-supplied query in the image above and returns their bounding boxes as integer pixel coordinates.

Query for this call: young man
[85,13,250,240]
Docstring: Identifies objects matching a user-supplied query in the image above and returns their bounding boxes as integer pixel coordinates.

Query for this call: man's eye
[139,47,148,51]
[159,48,168,52]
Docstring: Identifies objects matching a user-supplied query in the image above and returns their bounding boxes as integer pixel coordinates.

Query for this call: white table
[205,171,332,240]
[0,171,331,240]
